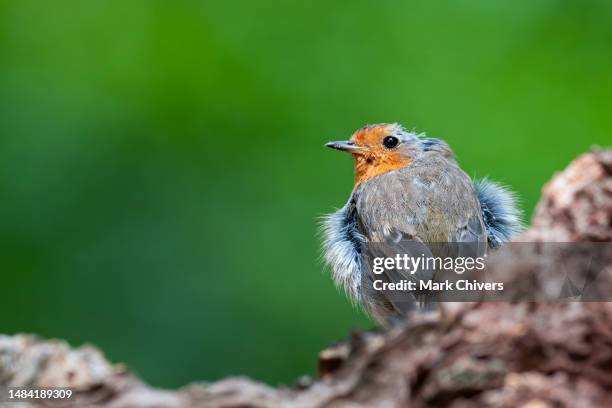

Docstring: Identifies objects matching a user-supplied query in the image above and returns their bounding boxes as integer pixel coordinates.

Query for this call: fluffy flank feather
[474,178,524,247]
[320,202,364,305]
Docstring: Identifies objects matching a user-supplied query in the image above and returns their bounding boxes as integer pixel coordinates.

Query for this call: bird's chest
[352,169,464,242]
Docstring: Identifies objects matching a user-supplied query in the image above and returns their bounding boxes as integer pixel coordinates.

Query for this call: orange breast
[354,153,411,186]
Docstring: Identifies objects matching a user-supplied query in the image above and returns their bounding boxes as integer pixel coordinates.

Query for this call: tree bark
[1,149,611,408]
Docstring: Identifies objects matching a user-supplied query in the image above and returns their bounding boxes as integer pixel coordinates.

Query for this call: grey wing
[453,214,488,260]
[433,168,488,260]
[456,214,487,243]
[448,169,489,258]
[321,196,364,305]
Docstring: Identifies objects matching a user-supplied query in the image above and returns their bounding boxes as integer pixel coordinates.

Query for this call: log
[1,149,611,408]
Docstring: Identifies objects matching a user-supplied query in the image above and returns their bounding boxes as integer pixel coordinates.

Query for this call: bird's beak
[325,140,365,154]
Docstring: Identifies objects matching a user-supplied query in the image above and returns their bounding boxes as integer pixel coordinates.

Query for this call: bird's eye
[383,136,399,149]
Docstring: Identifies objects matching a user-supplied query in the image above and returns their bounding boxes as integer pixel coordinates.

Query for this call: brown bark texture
[1,149,612,408]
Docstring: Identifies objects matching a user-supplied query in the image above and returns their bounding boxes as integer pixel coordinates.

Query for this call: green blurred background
[1,0,611,388]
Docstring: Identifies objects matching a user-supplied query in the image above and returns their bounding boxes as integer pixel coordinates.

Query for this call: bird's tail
[474,178,524,247]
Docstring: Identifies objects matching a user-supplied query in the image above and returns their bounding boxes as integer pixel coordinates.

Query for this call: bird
[321,123,522,324]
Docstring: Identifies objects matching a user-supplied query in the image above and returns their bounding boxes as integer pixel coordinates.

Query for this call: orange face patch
[350,124,411,186]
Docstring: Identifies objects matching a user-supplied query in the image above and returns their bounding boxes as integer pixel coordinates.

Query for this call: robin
[322,123,522,323]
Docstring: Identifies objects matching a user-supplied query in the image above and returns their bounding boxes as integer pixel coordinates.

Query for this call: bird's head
[326,123,420,186]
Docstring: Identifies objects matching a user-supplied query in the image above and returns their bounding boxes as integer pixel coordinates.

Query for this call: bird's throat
[353,154,411,187]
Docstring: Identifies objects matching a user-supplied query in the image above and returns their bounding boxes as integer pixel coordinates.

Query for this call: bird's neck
[353,154,411,187]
